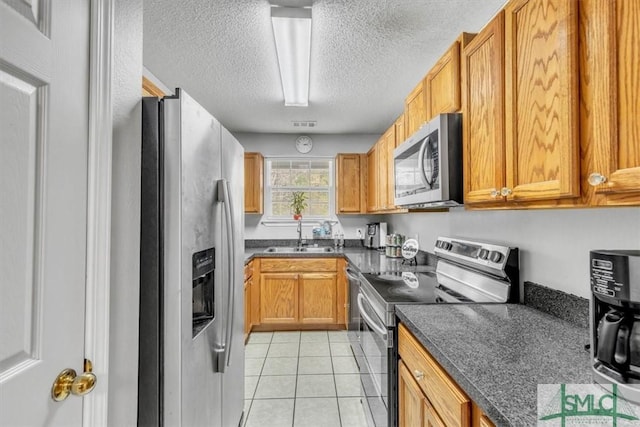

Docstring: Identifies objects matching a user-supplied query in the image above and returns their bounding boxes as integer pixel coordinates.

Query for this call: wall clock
[295,135,313,154]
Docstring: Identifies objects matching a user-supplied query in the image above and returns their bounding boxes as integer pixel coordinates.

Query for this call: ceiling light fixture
[271,6,312,107]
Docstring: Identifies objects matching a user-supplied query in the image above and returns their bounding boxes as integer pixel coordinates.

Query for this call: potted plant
[291,191,307,220]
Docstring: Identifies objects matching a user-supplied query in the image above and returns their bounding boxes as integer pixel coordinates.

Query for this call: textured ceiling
[143,0,507,134]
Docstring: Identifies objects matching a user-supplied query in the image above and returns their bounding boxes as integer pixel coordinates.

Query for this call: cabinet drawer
[398,323,471,427]
[260,258,337,272]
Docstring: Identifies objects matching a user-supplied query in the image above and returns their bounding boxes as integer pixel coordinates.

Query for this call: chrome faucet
[297,218,303,248]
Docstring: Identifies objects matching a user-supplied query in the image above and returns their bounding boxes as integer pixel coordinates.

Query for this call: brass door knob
[51,359,97,402]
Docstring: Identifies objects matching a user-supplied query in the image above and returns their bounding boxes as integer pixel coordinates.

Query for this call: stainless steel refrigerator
[139,89,245,427]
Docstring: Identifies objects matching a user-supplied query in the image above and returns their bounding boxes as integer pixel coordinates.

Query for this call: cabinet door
[244,279,251,339]
[336,153,365,213]
[244,152,264,213]
[425,41,462,119]
[395,114,406,147]
[479,415,495,427]
[260,273,298,323]
[405,81,427,137]
[581,0,640,204]
[423,399,446,427]
[378,137,389,210]
[462,12,506,204]
[367,146,379,212]
[299,273,337,324]
[504,0,580,202]
[398,361,425,427]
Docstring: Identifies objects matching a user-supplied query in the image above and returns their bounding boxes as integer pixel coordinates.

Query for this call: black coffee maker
[591,249,640,402]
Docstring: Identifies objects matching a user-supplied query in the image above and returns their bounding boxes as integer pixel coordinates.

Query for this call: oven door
[357,292,390,427]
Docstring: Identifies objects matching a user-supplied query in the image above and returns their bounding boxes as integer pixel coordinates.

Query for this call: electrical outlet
[356,228,363,239]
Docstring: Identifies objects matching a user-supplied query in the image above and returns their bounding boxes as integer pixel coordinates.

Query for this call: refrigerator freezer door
[220,126,245,427]
[163,91,224,427]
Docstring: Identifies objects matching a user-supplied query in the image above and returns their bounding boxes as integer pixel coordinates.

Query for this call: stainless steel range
[354,237,520,427]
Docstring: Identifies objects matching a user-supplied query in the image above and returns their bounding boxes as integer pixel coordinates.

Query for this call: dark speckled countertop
[245,246,434,274]
[395,304,592,426]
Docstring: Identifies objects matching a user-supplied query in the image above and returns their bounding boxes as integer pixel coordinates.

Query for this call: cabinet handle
[588,173,607,186]
[500,187,512,197]
[413,370,424,380]
[490,189,499,198]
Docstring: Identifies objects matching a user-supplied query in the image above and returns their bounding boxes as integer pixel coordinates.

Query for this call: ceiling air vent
[292,121,317,128]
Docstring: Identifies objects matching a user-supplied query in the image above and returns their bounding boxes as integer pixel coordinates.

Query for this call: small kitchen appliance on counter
[365,222,387,250]
[591,249,640,403]
[354,237,519,427]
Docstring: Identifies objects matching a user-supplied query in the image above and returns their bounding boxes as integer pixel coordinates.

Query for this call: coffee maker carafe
[365,222,387,250]
[591,250,640,403]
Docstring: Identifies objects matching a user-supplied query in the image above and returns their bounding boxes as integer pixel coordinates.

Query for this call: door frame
[83,1,114,425]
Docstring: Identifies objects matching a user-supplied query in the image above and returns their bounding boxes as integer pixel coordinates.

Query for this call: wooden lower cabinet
[244,260,256,341]
[398,323,495,427]
[260,273,299,323]
[244,277,251,340]
[299,273,337,324]
[398,360,426,427]
[255,257,346,329]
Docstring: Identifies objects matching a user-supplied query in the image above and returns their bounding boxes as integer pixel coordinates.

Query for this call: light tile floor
[243,331,368,427]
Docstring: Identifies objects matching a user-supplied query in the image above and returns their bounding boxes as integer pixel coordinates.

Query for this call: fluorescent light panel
[271,6,311,107]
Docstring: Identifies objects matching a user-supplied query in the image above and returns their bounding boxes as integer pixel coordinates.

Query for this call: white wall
[109,0,142,424]
[384,207,640,298]
[236,132,382,240]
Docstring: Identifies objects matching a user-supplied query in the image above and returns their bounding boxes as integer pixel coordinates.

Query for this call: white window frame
[264,156,335,221]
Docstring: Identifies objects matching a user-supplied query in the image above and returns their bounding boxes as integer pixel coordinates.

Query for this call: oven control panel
[434,236,516,278]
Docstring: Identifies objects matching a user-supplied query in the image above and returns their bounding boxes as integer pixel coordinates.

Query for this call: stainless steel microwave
[393,113,463,208]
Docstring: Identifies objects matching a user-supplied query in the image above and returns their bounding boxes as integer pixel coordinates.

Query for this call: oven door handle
[357,293,388,341]
[345,268,361,283]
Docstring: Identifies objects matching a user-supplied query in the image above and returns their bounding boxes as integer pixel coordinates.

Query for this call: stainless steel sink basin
[299,247,335,253]
[264,246,335,254]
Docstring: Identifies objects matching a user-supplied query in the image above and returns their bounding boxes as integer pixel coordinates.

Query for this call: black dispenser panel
[192,247,215,337]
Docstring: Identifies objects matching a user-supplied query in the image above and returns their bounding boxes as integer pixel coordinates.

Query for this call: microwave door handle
[417,137,431,189]
[357,294,388,342]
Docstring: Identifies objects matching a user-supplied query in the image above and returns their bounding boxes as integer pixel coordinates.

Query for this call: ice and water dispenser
[192,248,215,336]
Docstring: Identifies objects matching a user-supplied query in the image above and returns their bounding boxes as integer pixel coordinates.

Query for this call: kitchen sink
[264,246,335,254]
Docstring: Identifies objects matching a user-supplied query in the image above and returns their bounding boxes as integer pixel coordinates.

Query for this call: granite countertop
[395,304,592,426]
[244,246,432,274]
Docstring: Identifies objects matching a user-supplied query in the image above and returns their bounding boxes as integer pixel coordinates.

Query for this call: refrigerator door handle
[216,179,235,373]
[224,180,236,368]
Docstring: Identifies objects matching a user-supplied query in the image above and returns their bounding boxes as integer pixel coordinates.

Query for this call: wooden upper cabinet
[367,145,379,212]
[405,81,427,138]
[378,134,389,211]
[395,114,406,147]
[142,76,166,98]
[244,152,264,213]
[336,153,366,214]
[462,12,506,205]
[580,0,640,205]
[425,40,462,120]
[385,126,397,210]
[504,0,580,202]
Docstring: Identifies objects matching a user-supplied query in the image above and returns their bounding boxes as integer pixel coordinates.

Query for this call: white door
[0,1,91,426]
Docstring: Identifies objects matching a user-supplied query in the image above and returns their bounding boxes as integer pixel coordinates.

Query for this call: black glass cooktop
[361,271,473,305]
